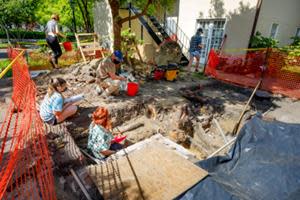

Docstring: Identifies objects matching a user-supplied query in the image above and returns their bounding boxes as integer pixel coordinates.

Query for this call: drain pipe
[248,0,263,48]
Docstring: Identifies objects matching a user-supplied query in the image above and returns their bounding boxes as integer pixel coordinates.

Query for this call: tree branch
[119,0,153,24]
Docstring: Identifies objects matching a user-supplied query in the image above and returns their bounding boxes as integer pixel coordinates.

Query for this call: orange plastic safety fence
[205,48,300,99]
[0,48,56,200]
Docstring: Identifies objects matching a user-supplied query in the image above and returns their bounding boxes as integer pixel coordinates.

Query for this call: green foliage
[120,0,175,16]
[280,39,300,57]
[0,43,9,49]
[0,59,12,77]
[0,0,39,27]
[121,28,143,59]
[250,32,278,48]
[290,36,300,46]
[0,30,45,39]
[35,0,86,31]
[35,0,97,30]
[0,0,40,41]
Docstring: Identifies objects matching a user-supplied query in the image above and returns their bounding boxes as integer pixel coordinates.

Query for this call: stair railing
[152,14,191,59]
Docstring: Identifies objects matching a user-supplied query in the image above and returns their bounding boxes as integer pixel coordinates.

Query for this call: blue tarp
[178,116,300,200]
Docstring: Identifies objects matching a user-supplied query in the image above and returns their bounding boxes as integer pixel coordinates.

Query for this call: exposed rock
[71,67,80,76]
[178,117,194,137]
[168,130,187,144]
[89,58,102,70]
[86,77,96,84]
[154,41,182,66]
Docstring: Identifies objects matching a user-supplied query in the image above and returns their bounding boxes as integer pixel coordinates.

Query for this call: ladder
[75,33,105,63]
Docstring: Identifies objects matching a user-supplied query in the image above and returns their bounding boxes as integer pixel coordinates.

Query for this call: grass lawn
[192,72,208,80]
[0,43,9,49]
[0,59,12,77]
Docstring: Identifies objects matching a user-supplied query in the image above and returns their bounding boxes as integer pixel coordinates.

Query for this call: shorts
[45,117,57,125]
[190,51,201,58]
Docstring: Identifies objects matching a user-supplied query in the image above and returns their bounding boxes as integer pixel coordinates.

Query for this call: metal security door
[196,18,226,64]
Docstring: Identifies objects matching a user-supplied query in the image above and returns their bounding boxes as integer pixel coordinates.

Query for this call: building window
[270,23,279,38]
[296,28,300,37]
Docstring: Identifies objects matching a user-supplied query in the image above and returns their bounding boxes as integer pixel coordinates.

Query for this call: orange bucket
[127,82,139,96]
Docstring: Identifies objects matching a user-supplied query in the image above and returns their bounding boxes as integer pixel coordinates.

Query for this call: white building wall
[255,0,300,46]
[94,0,114,50]
[177,0,257,49]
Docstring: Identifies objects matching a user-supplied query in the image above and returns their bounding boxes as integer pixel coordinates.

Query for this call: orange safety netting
[0,48,56,200]
[205,48,300,99]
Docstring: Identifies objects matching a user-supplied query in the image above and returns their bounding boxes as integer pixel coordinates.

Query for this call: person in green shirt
[87,107,123,159]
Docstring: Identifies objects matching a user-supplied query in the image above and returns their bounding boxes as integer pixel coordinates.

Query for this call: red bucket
[127,82,139,96]
[63,41,72,51]
[154,70,165,80]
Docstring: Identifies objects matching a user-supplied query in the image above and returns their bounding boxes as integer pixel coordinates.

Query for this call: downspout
[248,0,263,48]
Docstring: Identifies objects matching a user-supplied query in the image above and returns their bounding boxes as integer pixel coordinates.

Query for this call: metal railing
[150,14,191,59]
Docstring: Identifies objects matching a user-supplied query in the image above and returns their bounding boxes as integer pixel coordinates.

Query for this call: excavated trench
[34,60,278,161]
[59,79,277,160]
[32,63,280,199]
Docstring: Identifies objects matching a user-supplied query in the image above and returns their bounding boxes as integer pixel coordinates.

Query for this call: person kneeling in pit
[96,50,127,97]
[87,107,125,159]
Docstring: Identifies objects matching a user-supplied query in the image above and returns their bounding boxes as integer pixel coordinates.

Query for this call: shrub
[290,36,300,46]
[0,30,45,39]
[250,32,278,48]
[0,30,75,41]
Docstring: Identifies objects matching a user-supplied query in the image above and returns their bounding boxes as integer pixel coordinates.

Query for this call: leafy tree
[208,0,225,18]
[0,0,40,43]
[35,0,92,32]
[107,0,175,50]
[76,0,94,32]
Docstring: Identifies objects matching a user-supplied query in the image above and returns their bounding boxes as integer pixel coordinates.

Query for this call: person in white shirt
[45,14,66,68]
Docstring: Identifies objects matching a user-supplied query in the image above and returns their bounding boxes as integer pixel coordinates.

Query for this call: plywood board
[86,141,207,200]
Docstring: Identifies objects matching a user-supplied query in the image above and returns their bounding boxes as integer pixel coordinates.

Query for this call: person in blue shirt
[39,78,77,125]
[188,28,203,72]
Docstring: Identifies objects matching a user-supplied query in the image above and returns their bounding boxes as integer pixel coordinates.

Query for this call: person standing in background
[45,14,66,68]
[187,28,203,72]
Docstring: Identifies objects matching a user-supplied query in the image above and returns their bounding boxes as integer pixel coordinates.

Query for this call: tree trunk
[113,22,122,50]
[109,0,122,50]
[108,0,152,50]
[82,0,92,32]
[76,0,91,32]
[1,25,11,44]
[5,28,11,44]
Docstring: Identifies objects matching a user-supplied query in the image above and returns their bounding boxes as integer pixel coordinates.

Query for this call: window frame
[295,27,300,37]
[269,23,279,39]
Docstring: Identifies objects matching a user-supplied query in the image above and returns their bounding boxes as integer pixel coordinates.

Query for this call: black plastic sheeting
[178,116,300,200]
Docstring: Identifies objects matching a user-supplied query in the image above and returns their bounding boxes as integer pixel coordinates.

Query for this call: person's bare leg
[187,56,194,71]
[195,56,200,72]
[57,105,78,123]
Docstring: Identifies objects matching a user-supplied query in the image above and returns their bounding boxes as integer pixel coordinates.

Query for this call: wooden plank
[76,33,97,36]
[79,42,98,47]
[75,33,87,63]
[82,47,103,52]
[86,141,207,200]
[70,169,93,200]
